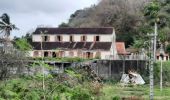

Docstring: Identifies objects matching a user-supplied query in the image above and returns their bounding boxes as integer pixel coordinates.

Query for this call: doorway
[86,52,93,59]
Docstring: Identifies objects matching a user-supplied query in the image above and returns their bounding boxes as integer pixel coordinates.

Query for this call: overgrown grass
[98,61,170,100]
[154,61,170,85]
[100,84,170,100]
[1,61,170,100]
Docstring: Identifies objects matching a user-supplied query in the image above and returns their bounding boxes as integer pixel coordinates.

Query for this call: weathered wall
[32,34,113,42]
[91,60,148,80]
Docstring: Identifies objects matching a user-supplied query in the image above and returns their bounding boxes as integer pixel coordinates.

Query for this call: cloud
[0,0,98,37]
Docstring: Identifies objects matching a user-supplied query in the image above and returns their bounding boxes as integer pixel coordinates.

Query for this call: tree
[58,22,69,28]
[144,0,170,45]
[60,0,149,46]
[14,38,32,51]
[0,13,18,38]
[0,13,29,80]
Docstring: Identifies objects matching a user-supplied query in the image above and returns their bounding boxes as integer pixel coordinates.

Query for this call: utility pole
[154,22,157,61]
[40,31,45,100]
[159,43,164,92]
[149,22,157,100]
[150,35,154,100]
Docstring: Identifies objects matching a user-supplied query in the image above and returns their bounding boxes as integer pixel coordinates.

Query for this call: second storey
[32,27,116,42]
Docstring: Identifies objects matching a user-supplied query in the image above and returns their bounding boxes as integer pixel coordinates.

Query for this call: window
[95,36,100,42]
[70,35,74,42]
[52,52,56,57]
[86,52,93,59]
[44,51,49,57]
[166,56,168,60]
[59,51,65,57]
[42,36,49,42]
[81,36,87,42]
[56,35,62,42]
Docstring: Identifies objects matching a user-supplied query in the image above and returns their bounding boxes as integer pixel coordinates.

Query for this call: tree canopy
[58,0,170,49]
[58,0,149,47]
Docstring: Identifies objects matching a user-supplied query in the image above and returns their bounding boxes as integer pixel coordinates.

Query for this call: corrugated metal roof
[33,27,114,35]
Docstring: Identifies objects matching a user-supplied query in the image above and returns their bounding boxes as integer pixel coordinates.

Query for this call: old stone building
[30,27,117,59]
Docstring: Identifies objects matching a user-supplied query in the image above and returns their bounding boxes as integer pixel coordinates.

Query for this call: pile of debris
[120,70,145,85]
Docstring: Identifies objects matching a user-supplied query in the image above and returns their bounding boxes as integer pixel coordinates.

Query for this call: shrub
[71,87,92,100]
[112,96,121,100]
[89,81,103,95]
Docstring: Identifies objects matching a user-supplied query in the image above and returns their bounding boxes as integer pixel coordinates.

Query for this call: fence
[105,54,149,60]
[90,60,149,80]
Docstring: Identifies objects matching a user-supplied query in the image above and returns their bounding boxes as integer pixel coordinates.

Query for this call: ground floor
[156,53,169,61]
[30,50,111,59]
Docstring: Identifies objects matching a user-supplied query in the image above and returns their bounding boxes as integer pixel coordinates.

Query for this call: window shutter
[48,36,50,41]
[72,36,74,42]
[61,36,63,41]
[94,36,96,42]
[56,52,59,57]
[81,36,83,42]
[55,36,57,41]
[90,53,93,58]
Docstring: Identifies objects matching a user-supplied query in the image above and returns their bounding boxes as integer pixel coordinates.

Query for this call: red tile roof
[116,42,127,54]
[156,53,169,56]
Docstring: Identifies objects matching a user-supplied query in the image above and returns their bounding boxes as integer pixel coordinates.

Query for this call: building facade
[30,27,117,59]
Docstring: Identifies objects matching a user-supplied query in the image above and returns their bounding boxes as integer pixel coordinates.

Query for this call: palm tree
[0,13,18,39]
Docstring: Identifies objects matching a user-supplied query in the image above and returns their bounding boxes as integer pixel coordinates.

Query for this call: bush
[112,96,121,100]
[155,61,170,84]
[71,87,92,100]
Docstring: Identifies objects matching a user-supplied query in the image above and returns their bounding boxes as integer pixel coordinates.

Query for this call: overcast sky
[0,0,98,38]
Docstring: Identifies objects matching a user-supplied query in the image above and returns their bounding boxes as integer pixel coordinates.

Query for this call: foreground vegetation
[0,61,170,100]
[0,65,103,100]
[101,84,170,100]
[1,78,170,100]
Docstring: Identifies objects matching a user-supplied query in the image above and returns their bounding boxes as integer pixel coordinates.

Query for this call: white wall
[32,35,42,42]
[31,50,112,59]
[31,28,117,59]
[101,51,111,59]
[32,34,113,42]
[157,56,169,61]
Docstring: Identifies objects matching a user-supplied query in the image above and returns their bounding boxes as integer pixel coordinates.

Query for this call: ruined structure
[30,27,117,59]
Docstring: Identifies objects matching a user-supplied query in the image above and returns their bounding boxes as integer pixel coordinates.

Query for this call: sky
[0,0,98,38]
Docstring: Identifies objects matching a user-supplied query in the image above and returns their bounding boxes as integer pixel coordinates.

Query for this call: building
[116,42,128,55]
[30,27,117,59]
[156,53,169,61]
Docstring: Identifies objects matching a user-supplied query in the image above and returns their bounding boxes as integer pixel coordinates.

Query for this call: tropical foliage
[0,65,103,100]
[0,13,18,37]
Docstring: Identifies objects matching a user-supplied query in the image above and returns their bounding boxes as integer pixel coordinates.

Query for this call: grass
[100,84,170,100]
[98,61,170,100]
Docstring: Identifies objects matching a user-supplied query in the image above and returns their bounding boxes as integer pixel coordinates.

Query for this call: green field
[100,84,170,100]
[99,61,170,100]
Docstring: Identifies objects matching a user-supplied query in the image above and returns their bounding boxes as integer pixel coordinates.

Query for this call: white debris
[120,71,145,85]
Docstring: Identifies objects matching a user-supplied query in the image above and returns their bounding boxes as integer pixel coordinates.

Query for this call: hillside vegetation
[59,0,149,46]
[59,0,170,49]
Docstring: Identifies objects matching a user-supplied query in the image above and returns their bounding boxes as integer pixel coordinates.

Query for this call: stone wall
[90,60,148,80]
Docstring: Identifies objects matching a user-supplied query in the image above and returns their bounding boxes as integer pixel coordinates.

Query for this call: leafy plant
[14,38,32,51]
